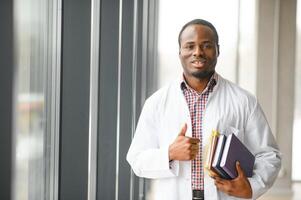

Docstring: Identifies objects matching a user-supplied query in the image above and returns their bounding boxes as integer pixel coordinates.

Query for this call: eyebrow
[183,40,213,45]
[183,41,195,45]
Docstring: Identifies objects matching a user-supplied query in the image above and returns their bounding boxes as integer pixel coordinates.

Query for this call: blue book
[220,133,255,179]
[212,135,231,179]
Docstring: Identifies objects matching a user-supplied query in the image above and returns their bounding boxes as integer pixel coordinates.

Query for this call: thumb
[236,161,245,178]
[178,123,187,136]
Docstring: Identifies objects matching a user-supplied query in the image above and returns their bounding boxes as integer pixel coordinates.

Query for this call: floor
[259,182,301,200]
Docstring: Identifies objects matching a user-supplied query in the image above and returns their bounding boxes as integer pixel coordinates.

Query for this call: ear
[216,44,220,56]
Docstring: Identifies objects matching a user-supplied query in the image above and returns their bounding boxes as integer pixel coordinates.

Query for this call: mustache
[191,58,206,62]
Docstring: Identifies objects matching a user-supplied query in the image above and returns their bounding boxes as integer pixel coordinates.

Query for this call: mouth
[191,59,206,68]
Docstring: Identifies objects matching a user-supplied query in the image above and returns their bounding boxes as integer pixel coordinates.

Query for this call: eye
[183,43,194,50]
[202,43,214,49]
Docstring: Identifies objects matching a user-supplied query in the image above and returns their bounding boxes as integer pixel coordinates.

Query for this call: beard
[191,69,215,79]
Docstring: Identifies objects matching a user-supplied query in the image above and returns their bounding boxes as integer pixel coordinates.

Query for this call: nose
[193,46,204,57]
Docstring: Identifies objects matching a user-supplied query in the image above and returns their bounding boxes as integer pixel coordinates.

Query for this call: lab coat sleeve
[126,98,179,179]
[244,101,282,199]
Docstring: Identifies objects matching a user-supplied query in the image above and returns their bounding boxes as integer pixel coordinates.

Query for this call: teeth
[193,60,205,64]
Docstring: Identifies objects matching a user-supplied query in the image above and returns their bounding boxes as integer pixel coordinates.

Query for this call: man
[127,19,281,200]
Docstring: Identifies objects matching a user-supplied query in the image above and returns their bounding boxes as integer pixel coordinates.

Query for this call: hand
[214,162,252,198]
[168,123,200,161]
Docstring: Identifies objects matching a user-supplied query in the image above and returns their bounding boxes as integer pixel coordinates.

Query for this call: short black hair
[178,19,219,47]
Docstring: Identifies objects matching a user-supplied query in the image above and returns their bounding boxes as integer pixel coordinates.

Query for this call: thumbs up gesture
[168,123,200,161]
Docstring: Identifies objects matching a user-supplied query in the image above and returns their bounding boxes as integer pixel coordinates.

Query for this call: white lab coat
[127,74,281,200]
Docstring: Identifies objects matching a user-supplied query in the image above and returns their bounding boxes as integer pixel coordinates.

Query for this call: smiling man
[178,20,219,92]
[127,19,281,200]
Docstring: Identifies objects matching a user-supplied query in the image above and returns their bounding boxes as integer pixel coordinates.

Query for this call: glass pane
[293,0,301,181]
[13,0,51,199]
[156,0,239,89]
[237,0,257,95]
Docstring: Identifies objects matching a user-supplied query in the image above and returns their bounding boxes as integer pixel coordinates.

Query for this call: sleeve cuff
[163,146,179,176]
[169,160,179,175]
[248,177,266,199]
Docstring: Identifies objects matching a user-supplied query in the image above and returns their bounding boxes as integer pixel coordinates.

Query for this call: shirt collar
[180,72,218,95]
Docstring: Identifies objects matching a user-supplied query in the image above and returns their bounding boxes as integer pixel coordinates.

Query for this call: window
[12,0,61,199]
[292,0,301,181]
[156,0,240,89]
[155,0,257,95]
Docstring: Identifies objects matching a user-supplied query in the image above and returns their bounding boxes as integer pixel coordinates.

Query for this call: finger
[210,172,219,179]
[236,161,245,178]
[215,182,224,193]
[215,177,223,184]
[190,144,199,150]
[191,151,199,159]
[188,137,200,144]
[191,154,197,160]
[178,123,187,136]
[209,170,220,178]
[215,180,232,195]
[191,149,199,157]
[214,180,221,187]
[215,180,226,189]
[217,184,233,196]
[215,177,227,185]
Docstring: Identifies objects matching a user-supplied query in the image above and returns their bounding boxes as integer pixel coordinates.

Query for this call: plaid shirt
[181,73,217,190]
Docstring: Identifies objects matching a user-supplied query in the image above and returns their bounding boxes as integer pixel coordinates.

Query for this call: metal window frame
[59,0,92,198]
[0,0,13,199]
[87,0,100,199]
[45,0,62,199]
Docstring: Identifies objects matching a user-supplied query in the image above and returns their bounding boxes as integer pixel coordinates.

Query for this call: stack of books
[204,130,255,179]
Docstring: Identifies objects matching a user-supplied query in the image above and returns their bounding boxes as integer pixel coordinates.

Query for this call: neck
[184,75,211,93]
